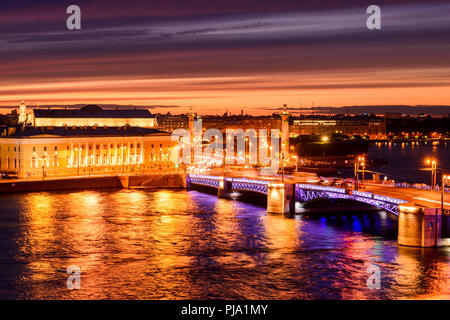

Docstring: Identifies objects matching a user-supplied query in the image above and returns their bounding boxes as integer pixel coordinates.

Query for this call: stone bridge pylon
[186,174,448,248]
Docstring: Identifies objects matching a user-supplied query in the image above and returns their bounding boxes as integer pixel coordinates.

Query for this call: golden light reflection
[338,236,387,300]
[7,189,450,299]
[395,247,450,299]
[264,214,299,259]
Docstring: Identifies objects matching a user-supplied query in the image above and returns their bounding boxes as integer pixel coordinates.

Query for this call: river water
[0,187,449,300]
[366,141,450,184]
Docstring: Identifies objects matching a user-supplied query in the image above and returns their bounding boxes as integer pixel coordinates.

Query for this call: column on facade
[78,142,81,167]
[92,141,96,169]
[78,142,83,167]
[107,142,110,166]
[122,141,125,165]
[80,142,83,167]
[133,140,137,164]
[120,142,123,165]
[85,142,89,167]
[114,142,118,165]
[99,143,103,167]
[127,141,131,165]
[70,142,74,167]
[140,140,144,165]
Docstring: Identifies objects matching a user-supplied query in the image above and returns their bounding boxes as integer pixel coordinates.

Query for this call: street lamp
[281,143,285,182]
[88,155,93,177]
[75,147,80,176]
[121,145,127,173]
[442,174,449,214]
[354,155,365,191]
[426,159,437,188]
[361,159,366,185]
[41,158,46,180]
[290,145,295,171]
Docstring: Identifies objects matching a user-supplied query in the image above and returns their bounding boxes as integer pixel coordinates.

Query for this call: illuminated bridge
[188,174,407,215]
[189,175,268,195]
[187,174,449,248]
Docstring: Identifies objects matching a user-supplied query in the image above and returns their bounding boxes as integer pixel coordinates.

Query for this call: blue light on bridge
[296,184,347,194]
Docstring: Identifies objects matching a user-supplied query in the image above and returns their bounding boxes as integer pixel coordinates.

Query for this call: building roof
[33,105,154,119]
[0,126,171,138]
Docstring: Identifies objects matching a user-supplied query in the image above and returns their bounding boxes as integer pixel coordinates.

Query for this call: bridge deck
[189,173,449,211]
[364,184,450,210]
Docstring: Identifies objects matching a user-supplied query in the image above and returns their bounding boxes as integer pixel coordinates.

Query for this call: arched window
[53,154,60,167]
[31,155,38,168]
[42,154,49,167]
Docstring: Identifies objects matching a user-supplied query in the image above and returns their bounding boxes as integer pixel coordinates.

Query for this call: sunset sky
[1,0,449,115]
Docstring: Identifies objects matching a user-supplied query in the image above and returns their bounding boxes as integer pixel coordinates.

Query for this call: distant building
[155,113,189,132]
[383,112,402,119]
[240,116,281,131]
[18,101,29,124]
[0,125,177,179]
[291,118,386,139]
[30,105,157,127]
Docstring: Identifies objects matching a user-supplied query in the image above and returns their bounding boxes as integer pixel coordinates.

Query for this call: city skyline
[0,1,449,302]
[3,103,450,117]
[1,0,450,114]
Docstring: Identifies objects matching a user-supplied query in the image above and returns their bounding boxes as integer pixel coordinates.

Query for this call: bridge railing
[395,182,450,193]
[295,183,408,206]
[189,174,221,188]
[295,183,408,215]
[229,177,268,194]
[295,183,346,194]
[188,175,271,194]
[229,177,269,185]
[189,174,221,180]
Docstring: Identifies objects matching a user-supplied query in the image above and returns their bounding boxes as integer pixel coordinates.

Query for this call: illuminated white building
[32,105,157,127]
[0,126,177,179]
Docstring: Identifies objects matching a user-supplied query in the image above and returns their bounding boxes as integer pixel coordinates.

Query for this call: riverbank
[0,176,122,193]
[0,173,185,193]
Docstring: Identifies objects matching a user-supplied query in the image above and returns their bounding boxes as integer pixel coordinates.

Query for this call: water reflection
[0,189,448,299]
[368,143,450,184]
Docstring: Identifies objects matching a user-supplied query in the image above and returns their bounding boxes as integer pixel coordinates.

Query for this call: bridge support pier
[217,177,230,198]
[184,174,191,189]
[398,204,442,247]
[267,183,295,214]
[119,176,129,188]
